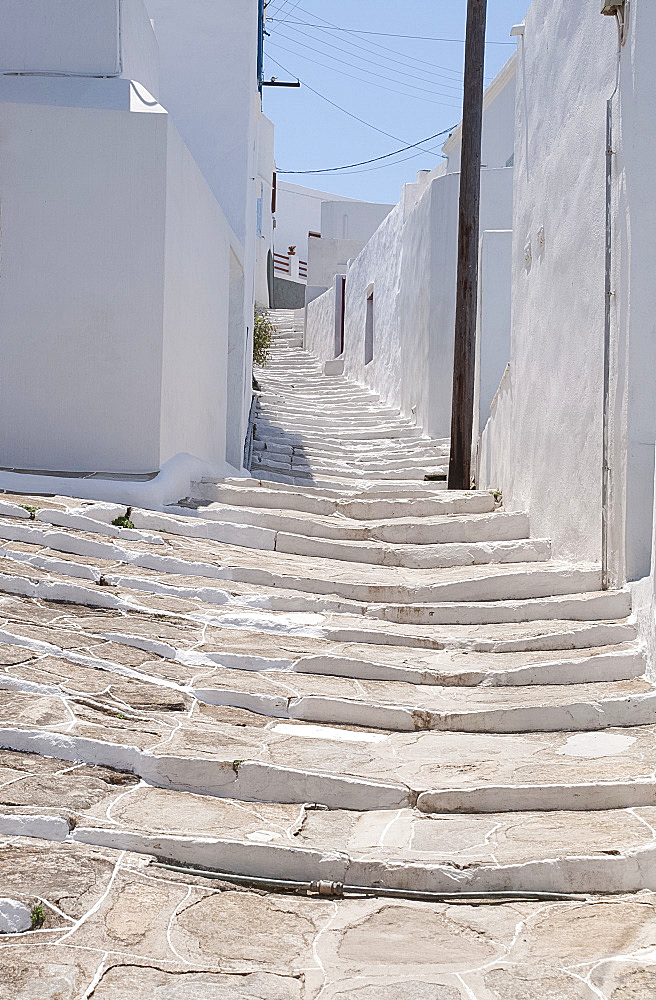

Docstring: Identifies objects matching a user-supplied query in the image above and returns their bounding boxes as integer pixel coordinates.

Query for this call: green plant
[19,504,38,520]
[253,307,274,367]
[490,489,503,503]
[112,507,135,530]
[30,903,45,929]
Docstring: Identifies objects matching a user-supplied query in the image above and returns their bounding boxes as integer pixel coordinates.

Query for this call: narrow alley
[1,311,655,997]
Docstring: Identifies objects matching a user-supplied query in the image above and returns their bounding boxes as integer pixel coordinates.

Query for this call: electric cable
[264,54,451,157]
[269,7,467,80]
[268,17,516,45]
[275,22,466,92]
[269,34,464,102]
[277,125,454,174]
[273,0,305,28]
[267,40,462,108]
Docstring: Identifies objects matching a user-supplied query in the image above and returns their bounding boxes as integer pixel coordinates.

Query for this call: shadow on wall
[273,276,306,310]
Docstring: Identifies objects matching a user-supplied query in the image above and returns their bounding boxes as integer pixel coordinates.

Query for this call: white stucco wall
[479,1,656,582]
[320,200,394,242]
[160,125,236,469]
[145,1,263,468]
[0,0,159,98]
[0,98,242,475]
[0,100,166,473]
[145,0,258,246]
[333,168,512,439]
[443,55,516,172]
[474,229,513,437]
[501,4,615,566]
[307,238,367,290]
[274,182,358,262]
[608,0,656,582]
[305,283,338,361]
[478,364,513,496]
[255,111,275,307]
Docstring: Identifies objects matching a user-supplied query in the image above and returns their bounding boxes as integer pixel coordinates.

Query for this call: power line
[278,126,454,174]
[316,146,447,176]
[276,24,466,94]
[268,18,515,44]
[271,33,464,101]
[275,19,467,85]
[267,41,462,108]
[264,54,450,156]
[273,0,304,27]
[268,7,467,79]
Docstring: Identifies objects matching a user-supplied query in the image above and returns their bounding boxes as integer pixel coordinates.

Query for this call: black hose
[154,862,588,904]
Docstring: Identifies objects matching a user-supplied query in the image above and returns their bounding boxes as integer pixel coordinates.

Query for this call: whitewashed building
[477,0,656,666]
[272,180,392,306]
[273,181,361,282]
[305,56,516,442]
[0,0,270,499]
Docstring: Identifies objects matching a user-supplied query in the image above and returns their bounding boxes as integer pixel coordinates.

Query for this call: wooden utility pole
[448,0,488,490]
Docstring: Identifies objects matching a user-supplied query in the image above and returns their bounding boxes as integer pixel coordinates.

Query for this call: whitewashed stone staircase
[0,308,655,913]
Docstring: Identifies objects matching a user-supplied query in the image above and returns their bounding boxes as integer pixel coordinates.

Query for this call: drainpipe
[601,1,628,590]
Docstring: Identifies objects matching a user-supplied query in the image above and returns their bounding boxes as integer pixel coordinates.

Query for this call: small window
[342,214,349,239]
[364,288,374,365]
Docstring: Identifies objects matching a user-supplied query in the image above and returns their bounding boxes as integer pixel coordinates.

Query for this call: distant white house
[272,180,392,306]
[0,0,271,498]
[274,181,358,278]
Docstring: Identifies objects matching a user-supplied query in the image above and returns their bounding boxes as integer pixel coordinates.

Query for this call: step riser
[292,649,645,686]
[175,506,529,546]
[274,534,551,569]
[4,817,656,896]
[189,484,494,517]
[192,687,656,734]
[6,728,656,826]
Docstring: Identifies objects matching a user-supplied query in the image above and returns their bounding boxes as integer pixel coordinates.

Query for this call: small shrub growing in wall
[253,307,274,367]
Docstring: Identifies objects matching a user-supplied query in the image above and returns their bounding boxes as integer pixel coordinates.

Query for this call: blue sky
[262,0,530,203]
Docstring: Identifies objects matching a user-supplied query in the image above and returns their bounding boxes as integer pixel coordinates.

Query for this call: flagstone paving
[1,310,656,996]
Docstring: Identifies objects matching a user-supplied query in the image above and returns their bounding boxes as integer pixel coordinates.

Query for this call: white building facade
[477,0,656,666]
[305,57,516,442]
[0,0,270,496]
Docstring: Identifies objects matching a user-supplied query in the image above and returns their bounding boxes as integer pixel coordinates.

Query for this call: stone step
[250,455,448,477]
[273,532,549,569]
[3,707,656,815]
[251,441,449,461]
[0,507,545,574]
[0,539,625,625]
[190,674,656,734]
[190,482,493,517]
[256,402,402,419]
[0,613,647,734]
[254,424,425,442]
[250,459,447,482]
[4,752,656,895]
[255,410,411,429]
[254,470,448,490]
[0,589,640,685]
[175,503,531,546]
